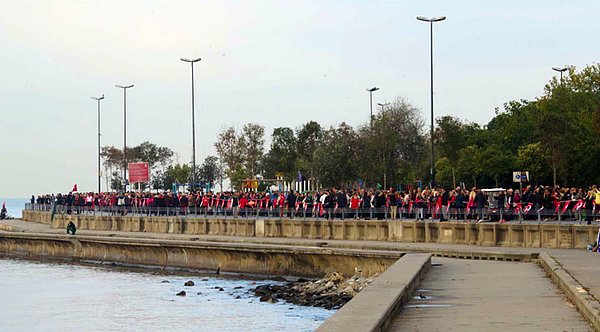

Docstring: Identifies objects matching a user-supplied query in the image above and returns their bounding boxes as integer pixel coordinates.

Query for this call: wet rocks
[252,272,377,310]
[176,291,186,296]
[259,295,278,304]
[184,280,195,287]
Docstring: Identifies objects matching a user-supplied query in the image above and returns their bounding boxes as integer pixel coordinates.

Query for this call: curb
[539,252,600,331]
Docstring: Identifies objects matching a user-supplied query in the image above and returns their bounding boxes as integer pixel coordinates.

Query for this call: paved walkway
[3,219,600,330]
[390,257,593,331]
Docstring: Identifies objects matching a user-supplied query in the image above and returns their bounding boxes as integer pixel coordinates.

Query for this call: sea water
[0,258,333,332]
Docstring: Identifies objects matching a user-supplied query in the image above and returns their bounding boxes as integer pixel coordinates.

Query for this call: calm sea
[0,197,29,218]
[0,258,332,332]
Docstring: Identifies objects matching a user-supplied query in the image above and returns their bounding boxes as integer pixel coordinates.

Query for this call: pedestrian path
[389,257,593,331]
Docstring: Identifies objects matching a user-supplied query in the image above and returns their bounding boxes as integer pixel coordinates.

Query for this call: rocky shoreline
[252,272,378,310]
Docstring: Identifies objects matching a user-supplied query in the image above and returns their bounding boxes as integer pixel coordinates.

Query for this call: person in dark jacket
[337,190,347,220]
[286,190,296,218]
[455,189,467,220]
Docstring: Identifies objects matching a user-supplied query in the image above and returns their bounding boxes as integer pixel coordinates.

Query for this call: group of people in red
[30,183,600,223]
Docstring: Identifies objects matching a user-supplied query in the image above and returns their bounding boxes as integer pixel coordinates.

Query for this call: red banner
[129,162,150,183]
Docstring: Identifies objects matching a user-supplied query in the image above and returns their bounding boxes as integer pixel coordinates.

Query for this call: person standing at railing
[286,190,296,219]
[388,188,398,221]
[440,188,449,222]
[359,189,368,220]
[476,189,486,222]
[350,192,360,219]
[337,189,347,220]
[585,190,595,225]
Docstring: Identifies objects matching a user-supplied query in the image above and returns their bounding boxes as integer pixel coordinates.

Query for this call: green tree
[296,121,323,179]
[516,142,551,184]
[214,126,246,188]
[263,127,298,178]
[240,123,265,176]
[313,123,358,187]
[199,155,221,189]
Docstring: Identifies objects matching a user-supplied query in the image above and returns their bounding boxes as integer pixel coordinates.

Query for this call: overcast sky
[1,0,598,197]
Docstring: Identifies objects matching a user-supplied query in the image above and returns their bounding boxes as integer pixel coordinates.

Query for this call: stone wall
[22,210,599,249]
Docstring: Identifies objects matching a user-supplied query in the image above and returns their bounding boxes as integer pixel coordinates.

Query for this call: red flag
[561,201,570,214]
[573,200,585,211]
[523,203,533,214]
[554,201,561,214]
[72,184,78,192]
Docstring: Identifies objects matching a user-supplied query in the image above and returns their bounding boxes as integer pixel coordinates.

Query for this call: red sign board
[129,162,150,183]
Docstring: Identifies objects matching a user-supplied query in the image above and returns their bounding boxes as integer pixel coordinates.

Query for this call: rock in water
[176,291,186,296]
[184,280,195,287]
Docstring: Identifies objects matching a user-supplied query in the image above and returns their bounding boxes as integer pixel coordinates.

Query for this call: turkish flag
[72,184,78,192]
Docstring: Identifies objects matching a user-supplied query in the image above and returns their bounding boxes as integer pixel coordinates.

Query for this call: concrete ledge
[317,253,431,332]
[539,252,600,330]
[0,232,400,277]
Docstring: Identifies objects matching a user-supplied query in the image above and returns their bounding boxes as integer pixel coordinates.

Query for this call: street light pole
[552,66,569,84]
[417,15,446,188]
[377,102,390,113]
[367,87,379,125]
[115,84,134,192]
[181,57,202,192]
[90,95,105,193]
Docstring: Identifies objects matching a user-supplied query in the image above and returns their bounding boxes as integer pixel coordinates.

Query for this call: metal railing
[24,202,596,223]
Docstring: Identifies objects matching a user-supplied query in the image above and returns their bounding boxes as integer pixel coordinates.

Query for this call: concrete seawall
[317,253,431,332]
[23,210,598,249]
[0,232,399,277]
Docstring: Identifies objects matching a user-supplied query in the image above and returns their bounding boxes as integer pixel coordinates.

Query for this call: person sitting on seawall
[66,221,77,235]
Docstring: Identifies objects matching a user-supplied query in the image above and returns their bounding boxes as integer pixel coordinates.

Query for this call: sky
[1,0,598,197]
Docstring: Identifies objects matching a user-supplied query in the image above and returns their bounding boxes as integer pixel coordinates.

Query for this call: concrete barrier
[0,232,400,278]
[317,253,431,332]
[22,210,599,249]
[539,253,600,331]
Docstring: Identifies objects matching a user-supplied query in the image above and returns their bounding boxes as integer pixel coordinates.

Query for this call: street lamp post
[367,87,379,125]
[550,66,569,188]
[552,66,569,84]
[377,102,390,113]
[181,57,202,192]
[417,15,446,188]
[90,95,105,193]
[115,84,134,192]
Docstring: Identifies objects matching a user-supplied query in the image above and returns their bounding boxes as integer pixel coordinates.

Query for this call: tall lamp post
[90,94,105,193]
[367,87,379,125]
[181,57,202,192]
[552,66,569,84]
[115,84,134,192]
[377,102,390,113]
[550,66,569,188]
[417,15,446,188]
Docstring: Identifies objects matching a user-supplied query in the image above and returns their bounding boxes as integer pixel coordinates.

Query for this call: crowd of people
[29,184,600,223]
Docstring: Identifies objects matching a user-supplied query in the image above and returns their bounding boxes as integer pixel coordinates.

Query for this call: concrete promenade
[390,257,592,331]
[2,219,600,331]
